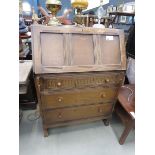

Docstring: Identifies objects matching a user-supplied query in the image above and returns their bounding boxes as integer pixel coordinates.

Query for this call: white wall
[85,0,109,11]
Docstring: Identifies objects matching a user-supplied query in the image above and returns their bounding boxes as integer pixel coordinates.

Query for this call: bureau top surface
[36,71,124,77]
[31,24,124,34]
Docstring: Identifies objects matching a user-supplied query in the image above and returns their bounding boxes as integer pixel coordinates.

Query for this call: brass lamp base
[74,15,84,25]
[47,16,61,26]
[46,0,62,26]
[71,0,88,25]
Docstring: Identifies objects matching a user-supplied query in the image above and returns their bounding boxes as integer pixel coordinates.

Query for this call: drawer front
[41,87,118,109]
[40,72,124,91]
[43,103,113,124]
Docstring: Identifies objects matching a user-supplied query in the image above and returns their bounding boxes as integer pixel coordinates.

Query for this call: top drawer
[39,72,124,91]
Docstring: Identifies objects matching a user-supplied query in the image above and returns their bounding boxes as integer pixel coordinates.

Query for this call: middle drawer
[40,87,118,109]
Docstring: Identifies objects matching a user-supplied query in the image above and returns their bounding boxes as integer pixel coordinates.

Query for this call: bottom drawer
[43,103,113,124]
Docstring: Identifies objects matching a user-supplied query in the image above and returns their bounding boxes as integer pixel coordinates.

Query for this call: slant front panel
[72,34,95,65]
[100,35,121,64]
[41,33,64,66]
[31,25,126,73]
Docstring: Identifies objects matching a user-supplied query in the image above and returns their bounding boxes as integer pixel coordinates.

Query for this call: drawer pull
[57,82,62,87]
[105,79,110,83]
[101,93,106,98]
[58,97,63,102]
[98,108,103,113]
[58,113,62,119]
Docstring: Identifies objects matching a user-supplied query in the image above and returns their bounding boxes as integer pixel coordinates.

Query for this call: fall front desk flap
[31,25,126,74]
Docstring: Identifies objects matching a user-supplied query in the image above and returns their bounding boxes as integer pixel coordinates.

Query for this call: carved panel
[40,72,124,91]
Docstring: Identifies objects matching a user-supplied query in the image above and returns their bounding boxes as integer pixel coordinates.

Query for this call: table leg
[119,121,134,145]
[43,127,48,137]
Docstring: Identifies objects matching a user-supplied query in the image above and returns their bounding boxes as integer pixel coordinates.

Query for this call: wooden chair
[115,84,135,145]
[19,31,31,40]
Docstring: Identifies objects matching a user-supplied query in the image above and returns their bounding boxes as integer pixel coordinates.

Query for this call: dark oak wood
[31,25,126,74]
[45,115,111,129]
[32,26,126,137]
[43,127,48,137]
[35,72,125,137]
[44,103,113,124]
[41,87,117,110]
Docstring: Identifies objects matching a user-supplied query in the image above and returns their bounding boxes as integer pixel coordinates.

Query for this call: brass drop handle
[98,108,103,113]
[58,97,63,102]
[57,82,62,87]
[105,78,110,83]
[101,93,106,98]
[58,113,62,119]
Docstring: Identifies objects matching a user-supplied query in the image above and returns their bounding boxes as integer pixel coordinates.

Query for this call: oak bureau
[31,25,126,137]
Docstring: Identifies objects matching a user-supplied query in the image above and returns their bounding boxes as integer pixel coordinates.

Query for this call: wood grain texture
[31,25,127,136]
[40,88,118,110]
[93,35,102,65]
[31,25,126,74]
[45,115,111,128]
[35,71,125,136]
[39,71,124,91]
[43,103,113,124]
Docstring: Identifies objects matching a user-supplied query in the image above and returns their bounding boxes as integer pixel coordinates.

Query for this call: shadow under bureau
[31,25,126,137]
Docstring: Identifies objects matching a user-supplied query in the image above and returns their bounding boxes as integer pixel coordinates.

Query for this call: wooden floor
[19,111,135,155]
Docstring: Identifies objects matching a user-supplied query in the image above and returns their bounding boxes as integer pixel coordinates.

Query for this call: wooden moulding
[42,115,111,136]
[44,115,112,129]
[38,71,125,90]
[31,25,126,74]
